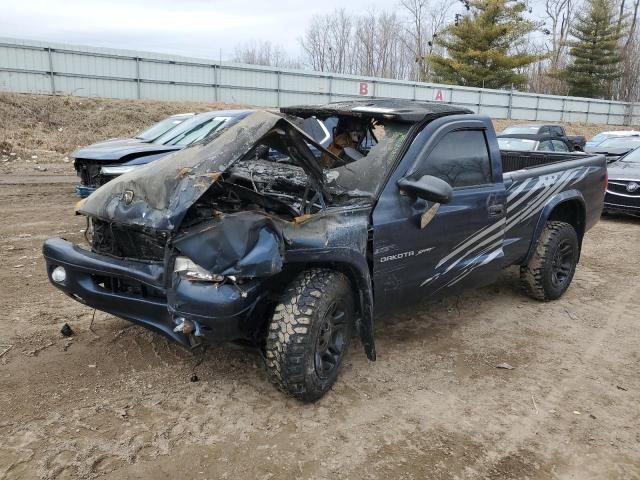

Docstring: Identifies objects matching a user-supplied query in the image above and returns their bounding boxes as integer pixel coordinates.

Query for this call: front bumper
[43,238,267,346]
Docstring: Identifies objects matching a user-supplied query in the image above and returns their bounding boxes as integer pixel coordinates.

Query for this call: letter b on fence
[359,82,370,96]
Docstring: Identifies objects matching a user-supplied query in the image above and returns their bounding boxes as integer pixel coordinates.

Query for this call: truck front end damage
[44,110,380,352]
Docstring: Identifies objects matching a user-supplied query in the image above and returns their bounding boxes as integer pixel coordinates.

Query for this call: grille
[92,274,165,299]
[92,220,167,261]
[607,180,640,196]
[605,181,640,209]
[74,159,105,187]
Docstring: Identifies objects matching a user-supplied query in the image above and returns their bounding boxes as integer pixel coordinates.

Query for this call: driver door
[372,126,506,311]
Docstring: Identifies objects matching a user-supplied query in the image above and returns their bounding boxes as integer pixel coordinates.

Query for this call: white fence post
[135,57,141,99]
[47,47,55,94]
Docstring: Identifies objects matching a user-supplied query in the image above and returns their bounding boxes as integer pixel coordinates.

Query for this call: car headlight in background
[100,165,140,176]
[174,256,224,282]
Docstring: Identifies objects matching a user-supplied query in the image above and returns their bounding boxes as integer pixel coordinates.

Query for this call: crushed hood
[79,111,331,231]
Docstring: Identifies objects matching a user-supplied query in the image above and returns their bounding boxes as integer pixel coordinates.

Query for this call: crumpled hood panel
[171,207,370,278]
[79,111,292,231]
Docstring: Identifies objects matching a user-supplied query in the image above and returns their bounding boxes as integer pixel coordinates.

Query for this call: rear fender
[523,190,586,264]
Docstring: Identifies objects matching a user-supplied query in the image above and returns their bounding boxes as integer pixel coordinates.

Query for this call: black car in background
[605,148,640,216]
[72,110,252,196]
[500,124,586,151]
[586,136,640,164]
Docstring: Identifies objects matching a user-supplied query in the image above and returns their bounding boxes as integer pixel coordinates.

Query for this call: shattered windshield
[328,122,410,195]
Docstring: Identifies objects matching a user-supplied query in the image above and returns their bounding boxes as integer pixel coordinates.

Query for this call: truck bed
[501,150,589,173]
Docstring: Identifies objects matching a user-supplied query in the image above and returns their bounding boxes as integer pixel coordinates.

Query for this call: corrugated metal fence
[1,36,639,126]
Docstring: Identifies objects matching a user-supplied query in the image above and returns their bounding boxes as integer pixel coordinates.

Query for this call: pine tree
[561,0,625,98]
[427,0,543,89]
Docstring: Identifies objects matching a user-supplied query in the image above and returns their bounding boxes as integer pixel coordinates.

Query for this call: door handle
[488,204,505,217]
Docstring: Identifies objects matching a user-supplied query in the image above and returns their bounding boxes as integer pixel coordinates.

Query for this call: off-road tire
[520,221,579,301]
[265,269,354,402]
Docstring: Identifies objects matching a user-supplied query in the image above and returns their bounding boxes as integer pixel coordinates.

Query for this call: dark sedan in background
[72,110,253,196]
[605,148,640,216]
[586,135,640,163]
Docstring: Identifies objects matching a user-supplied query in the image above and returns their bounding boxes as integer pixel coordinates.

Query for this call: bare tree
[544,0,574,68]
[399,0,452,81]
[399,0,428,80]
[233,40,299,68]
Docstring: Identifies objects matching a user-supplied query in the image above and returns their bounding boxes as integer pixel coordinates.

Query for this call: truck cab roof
[281,99,473,123]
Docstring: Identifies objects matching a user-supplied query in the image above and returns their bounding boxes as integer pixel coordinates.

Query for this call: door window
[415,130,492,188]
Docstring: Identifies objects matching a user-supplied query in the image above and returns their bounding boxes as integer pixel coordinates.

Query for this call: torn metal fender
[173,212,285,277]
[281,207,376,360]
[285,246,376,361]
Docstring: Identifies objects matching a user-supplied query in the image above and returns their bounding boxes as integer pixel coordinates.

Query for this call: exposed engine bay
[181,116,389,226]
[185,161,321,224]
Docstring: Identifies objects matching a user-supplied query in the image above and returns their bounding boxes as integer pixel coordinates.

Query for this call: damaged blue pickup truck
[43,100,606,401]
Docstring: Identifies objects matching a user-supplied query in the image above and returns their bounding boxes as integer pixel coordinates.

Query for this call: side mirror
[397,175,453,204]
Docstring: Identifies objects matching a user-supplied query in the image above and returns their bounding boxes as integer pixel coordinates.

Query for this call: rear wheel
[520,221,579,301]
[265,269,354,402]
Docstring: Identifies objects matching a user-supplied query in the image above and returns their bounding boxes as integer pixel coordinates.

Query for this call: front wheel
[265,269,354,402]
[520,221,579,301]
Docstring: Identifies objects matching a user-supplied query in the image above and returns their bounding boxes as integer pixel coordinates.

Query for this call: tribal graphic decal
[420,165,594,291]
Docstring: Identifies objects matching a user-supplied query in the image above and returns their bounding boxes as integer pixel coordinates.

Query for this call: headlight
[174,256,224,282]
[100,165,139,176]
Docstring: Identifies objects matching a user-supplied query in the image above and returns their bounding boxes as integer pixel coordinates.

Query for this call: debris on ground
[190,373,199,382]
[495,362,515,370]
[60,323,74,337]
[616,385,628,391]
[0,345,14,358]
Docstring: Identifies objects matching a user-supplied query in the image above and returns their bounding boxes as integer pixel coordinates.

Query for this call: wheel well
[268,262,366,318]
[548,200,585,244]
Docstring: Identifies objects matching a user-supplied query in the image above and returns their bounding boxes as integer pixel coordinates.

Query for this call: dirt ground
[1,94,640,479]
[0,158,639,480]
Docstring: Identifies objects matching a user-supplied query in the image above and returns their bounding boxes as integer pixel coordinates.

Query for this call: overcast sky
[0,0,393,61]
